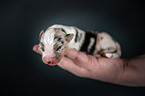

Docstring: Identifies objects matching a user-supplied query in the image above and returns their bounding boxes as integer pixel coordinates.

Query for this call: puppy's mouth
[42,56,62,66]
[46,60,61,66]
[48,63,57,66]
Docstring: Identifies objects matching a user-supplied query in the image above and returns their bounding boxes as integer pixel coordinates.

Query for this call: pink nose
[42,57,59,66]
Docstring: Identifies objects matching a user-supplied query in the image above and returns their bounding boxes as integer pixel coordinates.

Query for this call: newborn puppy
[39,24,121,66]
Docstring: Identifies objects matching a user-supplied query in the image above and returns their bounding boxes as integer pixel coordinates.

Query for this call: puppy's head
[39,28,74,66]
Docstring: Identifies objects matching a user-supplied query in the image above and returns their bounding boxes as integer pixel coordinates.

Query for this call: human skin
[33,44,145,87]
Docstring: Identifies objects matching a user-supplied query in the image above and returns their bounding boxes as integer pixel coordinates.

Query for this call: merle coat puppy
[39,24,121,66]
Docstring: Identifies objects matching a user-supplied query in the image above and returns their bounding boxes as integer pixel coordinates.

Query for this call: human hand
[57,49,126,85]
[33,44,125,85]
[33,44,145,87]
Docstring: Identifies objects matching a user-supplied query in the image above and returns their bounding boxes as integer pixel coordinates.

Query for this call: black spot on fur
[80,31,97,54]
[101,37,103,40]
[54,36,58,40]
[75,28,79,42]
[61,41,64,44]
[58,37,61,41]
[56,46,62,51]
[61,28,66,33]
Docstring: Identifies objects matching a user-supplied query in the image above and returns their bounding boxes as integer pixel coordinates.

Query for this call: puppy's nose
[47,60,54,64]
[42,57,59,66]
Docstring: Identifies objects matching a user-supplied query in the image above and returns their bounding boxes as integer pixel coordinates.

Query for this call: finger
[57,57,79,72]
[65,49,89,63]
[57,57,88,77]
[65,49,79,59]
[33,44,41,54]
[65,49,98,70]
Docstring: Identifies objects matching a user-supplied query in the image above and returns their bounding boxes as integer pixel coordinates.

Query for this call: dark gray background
[0,0,145,96]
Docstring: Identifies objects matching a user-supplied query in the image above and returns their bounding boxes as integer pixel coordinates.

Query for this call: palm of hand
[33,44,124,84]
[58,49,124,83]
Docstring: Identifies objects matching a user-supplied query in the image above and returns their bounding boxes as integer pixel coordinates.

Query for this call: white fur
[49,24,85,50]
[40,24,121,59]
[88,37,95,52]
[96,32,117,51]
[95,32,121,58]
[40,28,56,57]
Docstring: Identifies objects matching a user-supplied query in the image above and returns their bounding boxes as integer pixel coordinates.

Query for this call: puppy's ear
[33,44,42,55]
[65,34,74,42]
[39,30,44,37]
